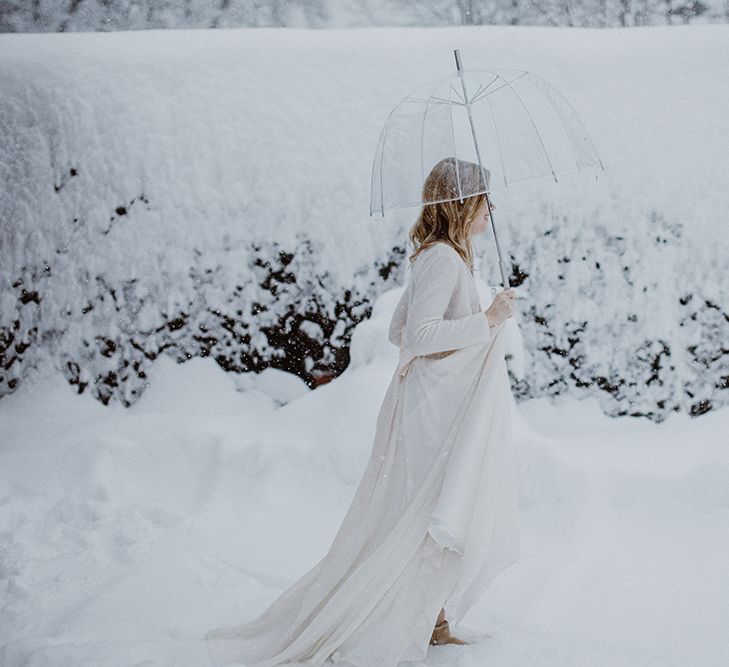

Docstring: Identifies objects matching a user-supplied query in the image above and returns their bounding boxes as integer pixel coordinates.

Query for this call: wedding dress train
[205,243,521,666]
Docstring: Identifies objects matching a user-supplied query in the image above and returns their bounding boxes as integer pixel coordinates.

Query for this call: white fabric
[205,242,521,667]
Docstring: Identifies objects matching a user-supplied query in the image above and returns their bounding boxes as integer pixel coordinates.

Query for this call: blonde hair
[407,157,490,274]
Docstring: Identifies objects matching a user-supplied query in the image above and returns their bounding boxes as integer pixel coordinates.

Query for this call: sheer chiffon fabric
[205,243,521,666]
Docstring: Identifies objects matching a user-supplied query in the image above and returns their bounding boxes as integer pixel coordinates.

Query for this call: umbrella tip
[454,49,463,72]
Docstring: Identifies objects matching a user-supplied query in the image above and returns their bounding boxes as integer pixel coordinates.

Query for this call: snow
[1,1,726,32]
[2,286,729,667]
[2,24,729,419]
[1,22,729,666]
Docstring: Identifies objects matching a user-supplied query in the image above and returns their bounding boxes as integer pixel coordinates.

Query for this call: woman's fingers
[498,291,515,303]
[487,288,517,326]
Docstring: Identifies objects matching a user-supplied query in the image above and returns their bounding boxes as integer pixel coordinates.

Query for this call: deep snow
[1,284,728,666]
[2,24,729,418]
[2,21,729,667]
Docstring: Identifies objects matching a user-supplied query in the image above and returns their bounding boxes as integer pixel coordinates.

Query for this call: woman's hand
[484,288,515,327]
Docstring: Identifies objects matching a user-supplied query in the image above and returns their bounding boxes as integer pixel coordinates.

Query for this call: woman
[206,157,520,667]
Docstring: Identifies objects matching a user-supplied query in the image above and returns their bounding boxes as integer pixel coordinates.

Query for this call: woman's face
[469,196,495,236]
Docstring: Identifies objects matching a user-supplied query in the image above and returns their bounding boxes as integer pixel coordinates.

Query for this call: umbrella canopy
[370,65,604,216]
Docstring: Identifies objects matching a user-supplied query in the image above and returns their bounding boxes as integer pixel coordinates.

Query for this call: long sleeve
[402,250,491,357]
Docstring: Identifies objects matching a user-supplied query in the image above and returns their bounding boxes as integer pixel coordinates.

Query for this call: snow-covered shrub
[0,0,725,32]
[503,204,729,422]
[680,295,729,416]
[1,27,727,421]
[1,233,405,406]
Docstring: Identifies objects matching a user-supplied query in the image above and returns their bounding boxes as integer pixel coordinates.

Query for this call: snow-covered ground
[2,287,728,667]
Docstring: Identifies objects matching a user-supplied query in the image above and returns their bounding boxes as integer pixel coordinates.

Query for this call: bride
[206,157,520,666]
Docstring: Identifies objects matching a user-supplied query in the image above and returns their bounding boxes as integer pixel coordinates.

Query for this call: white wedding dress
[205,243,521,666]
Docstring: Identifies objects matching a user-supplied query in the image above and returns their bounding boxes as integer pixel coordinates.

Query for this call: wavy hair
[407,157,491,274]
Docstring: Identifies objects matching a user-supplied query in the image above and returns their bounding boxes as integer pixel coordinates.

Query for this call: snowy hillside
[1,25,728,420]
[1,295,728,666]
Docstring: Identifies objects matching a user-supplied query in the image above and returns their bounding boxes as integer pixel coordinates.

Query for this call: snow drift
[1,287,728,665]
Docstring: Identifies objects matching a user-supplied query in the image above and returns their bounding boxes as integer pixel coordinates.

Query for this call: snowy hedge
[1,26,728,421]
[505,199,729,420]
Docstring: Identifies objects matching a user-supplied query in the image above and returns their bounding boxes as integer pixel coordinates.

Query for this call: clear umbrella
[370,50,605,286]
